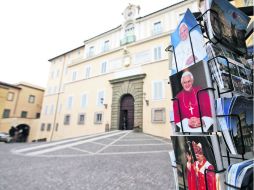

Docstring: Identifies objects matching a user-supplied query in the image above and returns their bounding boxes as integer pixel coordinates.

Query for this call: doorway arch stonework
[109,74,146,131]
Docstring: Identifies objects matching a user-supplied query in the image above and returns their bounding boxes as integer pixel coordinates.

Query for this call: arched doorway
[16,124,30,142]
[119,94,134,130]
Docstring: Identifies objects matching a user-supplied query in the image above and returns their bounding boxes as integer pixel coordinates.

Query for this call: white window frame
[96,90,105,106]
[51,71,54,79]
[7,92,14,101]
[125,23,135,36]
[64,114,71,125]
[67,96,73,110]
[94,112,103,124]
[153,21,162,35]
[44,105,48,115]
[87,46,95,57]
[3,109,10,118]
[72,70,77,81]
[47,123,51,131]
[50,104,54,115]
[40,123,45,131]
[80,93,88,108]
[100,61,108,74]
[152,80,165,100]
[154,45,162,61]
[102,40,110,52]
[28,95,35,103]
[78,113,86,125]
[84,65,91,79]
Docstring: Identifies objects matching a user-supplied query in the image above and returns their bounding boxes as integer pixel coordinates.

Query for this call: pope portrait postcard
[170,61,216,133]
[170,8,207,75]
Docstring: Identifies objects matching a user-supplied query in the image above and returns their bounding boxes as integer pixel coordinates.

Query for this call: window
[102,40,110,52]
[50,104,54,115]
[88,46,94,57]
[64,114,71,125]
[244,0,253,6]
[78,113,85,125]
[40,123,45,131]
[28,95,35,103]
[36,113,40,118]
[54,86,58,93]
[125,23,135,36]
[94,112,103,124]
[3,109,10,118]
[152,80,164,100]
[51,71,54,79]
[152,108,166,123]
[85,65,91,79]
[56,69,60,78]
[67,96,73,110]
[47,123,51,131]
[44,105,48,115]
[97,91,105,106]
[154,46,162,61]
[58,104,62,113]
[81,94,87,108]
[21,111,28,118]
[48,87,52,94]
[72,71,77,81]
[100,61,107,74]
[7,92,14,101]
[153,21,162,35]
[55,123,59,131]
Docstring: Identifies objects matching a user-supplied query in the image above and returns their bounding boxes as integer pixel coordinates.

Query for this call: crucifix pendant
[189,104,194,115]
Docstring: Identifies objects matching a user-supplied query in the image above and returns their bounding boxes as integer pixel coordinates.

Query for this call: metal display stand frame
[166,5,253,190]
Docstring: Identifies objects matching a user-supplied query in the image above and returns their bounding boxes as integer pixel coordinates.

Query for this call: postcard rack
[216,114,248,163]
[224,182,250,190]
[206,55,235,97]
[166,5,253,190]
[204,168,249,190]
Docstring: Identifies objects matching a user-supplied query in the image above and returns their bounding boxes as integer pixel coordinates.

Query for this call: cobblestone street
[0,130,176,190]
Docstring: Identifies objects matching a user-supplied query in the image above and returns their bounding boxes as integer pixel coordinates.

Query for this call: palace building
[37,0,201,142]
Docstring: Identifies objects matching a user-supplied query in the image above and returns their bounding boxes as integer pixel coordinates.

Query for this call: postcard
[170,60,215,132]
[216,96,253,154]
[170,9,207,74]
[171,135,220,190]
[205,0,250,54]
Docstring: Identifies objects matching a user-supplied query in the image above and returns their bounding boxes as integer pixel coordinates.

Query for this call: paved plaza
[0,130,176,190]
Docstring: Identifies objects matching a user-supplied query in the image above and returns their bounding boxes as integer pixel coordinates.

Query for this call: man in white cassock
[172,23,207,72]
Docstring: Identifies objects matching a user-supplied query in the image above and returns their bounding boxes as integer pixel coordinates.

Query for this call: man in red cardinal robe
[188,141,216,190]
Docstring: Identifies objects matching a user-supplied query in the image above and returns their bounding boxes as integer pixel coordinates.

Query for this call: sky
[0,0,181,88]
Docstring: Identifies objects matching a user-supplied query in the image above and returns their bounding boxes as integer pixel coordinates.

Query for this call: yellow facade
[0,82,44,142]
[39,0,252,142]
[0,86,8,119]
[39,0,200,142]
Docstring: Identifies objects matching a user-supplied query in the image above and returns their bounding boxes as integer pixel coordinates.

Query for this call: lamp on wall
[143,92,149,106]
[100,98,108,109]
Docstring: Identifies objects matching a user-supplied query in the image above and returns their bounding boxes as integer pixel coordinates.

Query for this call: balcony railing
[120,35,136,46]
